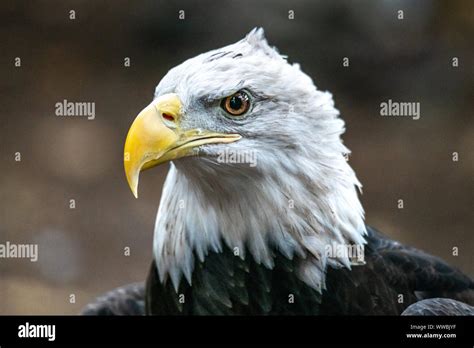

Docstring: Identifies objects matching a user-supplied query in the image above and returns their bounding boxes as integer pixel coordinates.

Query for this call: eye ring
[221,91,250,116]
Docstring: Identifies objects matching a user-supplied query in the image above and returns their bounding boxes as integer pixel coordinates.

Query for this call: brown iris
[221,91,250,116]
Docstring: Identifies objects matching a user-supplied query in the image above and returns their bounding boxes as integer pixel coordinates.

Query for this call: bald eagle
[83,29,473,316]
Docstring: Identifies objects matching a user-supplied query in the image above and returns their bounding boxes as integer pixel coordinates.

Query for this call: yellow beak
[124,93,241,198]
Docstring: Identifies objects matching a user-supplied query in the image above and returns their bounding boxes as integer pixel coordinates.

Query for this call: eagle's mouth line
[170,133,242,152]
[140,133,241,170]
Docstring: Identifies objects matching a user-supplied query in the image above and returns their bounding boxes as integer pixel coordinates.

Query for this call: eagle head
[124,28,366,291]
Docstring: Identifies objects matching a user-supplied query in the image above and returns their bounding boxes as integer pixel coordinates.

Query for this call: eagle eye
[221,91,250,116]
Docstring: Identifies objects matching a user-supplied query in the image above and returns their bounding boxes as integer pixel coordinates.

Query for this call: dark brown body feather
[82,226,474,315]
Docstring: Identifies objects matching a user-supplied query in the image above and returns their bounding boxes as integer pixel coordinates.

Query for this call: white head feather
[152,28,366,291]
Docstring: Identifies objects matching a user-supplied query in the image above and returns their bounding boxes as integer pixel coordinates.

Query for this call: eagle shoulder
[81,282,145,315]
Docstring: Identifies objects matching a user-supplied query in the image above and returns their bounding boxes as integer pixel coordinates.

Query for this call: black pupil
[229,95,243,110]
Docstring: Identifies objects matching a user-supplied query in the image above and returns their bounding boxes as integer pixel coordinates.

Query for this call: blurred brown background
[0,0,472,314]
